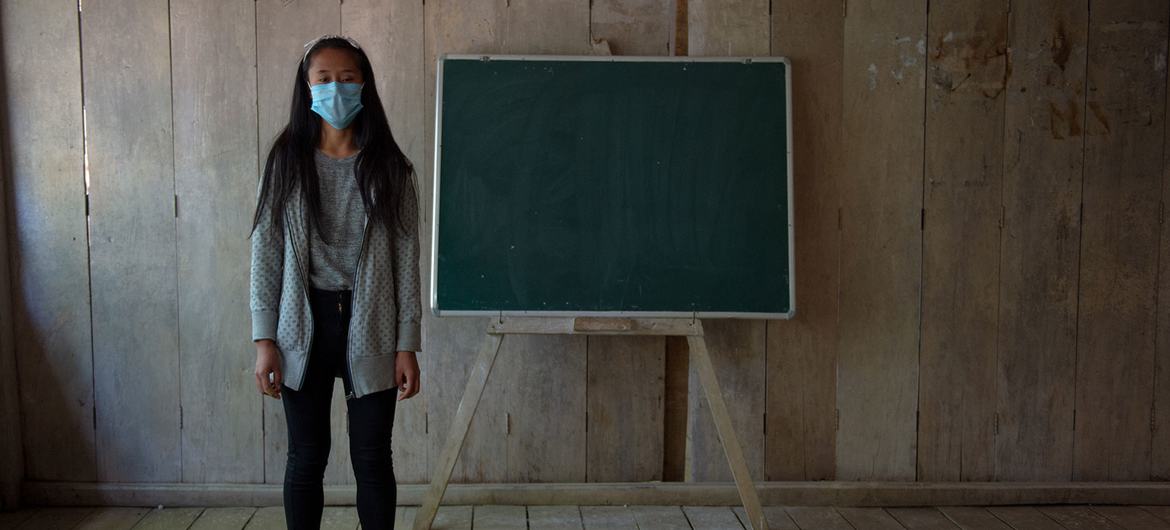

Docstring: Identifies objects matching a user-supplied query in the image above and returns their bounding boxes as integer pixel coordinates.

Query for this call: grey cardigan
[249,173,422,399]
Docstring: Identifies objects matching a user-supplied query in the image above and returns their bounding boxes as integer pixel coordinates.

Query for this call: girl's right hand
[254,339,283,399]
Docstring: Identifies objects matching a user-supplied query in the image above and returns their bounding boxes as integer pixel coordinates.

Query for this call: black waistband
[309,285,353,305]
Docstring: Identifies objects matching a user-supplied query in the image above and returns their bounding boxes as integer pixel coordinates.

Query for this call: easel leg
[687,335,769,530]
[412,331,505,530]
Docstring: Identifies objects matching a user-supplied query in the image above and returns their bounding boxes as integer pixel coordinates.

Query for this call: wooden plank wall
[836,0,926,480]
[2,0,1170,492]
[918,0,1009,481]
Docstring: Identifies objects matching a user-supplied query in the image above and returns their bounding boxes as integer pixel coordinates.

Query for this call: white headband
[302,34,362,65]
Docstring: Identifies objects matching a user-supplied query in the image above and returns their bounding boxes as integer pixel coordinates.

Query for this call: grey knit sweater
[249,148,423,397]
[308,148,365,290]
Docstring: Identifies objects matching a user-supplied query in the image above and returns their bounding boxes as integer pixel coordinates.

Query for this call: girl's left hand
[395,351,420,401]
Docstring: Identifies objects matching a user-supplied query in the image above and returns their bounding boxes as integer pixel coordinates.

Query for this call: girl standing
[248,34,422,530]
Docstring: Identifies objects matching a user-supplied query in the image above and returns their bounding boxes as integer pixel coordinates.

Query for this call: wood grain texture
[683,506,743,529]
[1090,506,1170,530]
[683,0,770,484]
[1038,505,1125,529]
[586,335,664,481]
[835,507,904,530]
[1157,0,1170,480]
[580,506,637,529]
[686,320,766,481]
[663,336,688,481]
[473,505,526,529]
[170,0,261,484]
[885,507,960,529]
[187,507,256,530]
[995,0,1088,481]
[732,506,798,530]
[82,0,181,482]
[783,507,852,530]
[917,0,1009,482]
[938,506,1017,529]
[765,0,843,481]
[0,92,17,509]
[342,0,429,484]
[1072,0,1168,481]
[1,0,94,483]
[836,0,927,481]
[253,0,349,486]
[528,505,583,530]
[687,0,770,57]
[431,505,473,530]
[590,0,673,56]
[629,505,690,529]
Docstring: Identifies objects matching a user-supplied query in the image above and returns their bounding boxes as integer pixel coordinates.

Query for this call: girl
[248,34,422,530]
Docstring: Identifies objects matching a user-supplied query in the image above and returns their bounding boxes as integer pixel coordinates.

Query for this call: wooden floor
[1,504,1170,529]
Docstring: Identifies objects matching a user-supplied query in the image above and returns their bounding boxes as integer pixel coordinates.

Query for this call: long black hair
[249,36,418,244]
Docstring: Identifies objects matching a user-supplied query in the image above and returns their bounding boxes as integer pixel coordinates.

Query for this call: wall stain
[1087,101,1110,135]
[1048,99,1081,139]
[1052,18,1071,71]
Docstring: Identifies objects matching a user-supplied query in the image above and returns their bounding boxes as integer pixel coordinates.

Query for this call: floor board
[3,504,1170,529]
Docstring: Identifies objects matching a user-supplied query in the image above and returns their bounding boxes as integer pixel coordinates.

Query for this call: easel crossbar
[488,316,704,335]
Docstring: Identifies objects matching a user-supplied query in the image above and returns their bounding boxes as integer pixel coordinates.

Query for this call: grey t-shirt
[308,148,365,290]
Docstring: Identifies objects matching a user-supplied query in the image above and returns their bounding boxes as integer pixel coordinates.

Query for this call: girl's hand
[395,351,420,401]
[254,339,283,399]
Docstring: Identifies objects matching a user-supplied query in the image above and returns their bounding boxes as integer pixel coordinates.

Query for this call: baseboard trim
[19,480,1170,507]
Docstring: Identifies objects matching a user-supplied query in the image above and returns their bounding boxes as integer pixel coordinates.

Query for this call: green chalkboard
[430,54,793,318]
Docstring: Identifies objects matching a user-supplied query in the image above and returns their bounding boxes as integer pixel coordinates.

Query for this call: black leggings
[281,285,397,530]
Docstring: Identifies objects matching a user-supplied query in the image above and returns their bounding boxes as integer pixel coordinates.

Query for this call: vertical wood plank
[342,0,429,484]
[1156,0,1170,481]
[423,0,510,482]
[686,320,767,480]
[254,0,346,485]
[170,0,261,484]
[1,0,95,482]
[917,0,1009,481]
[1072,0,1168,481]
[586,336,665,481]
[590,0,674,56]
[0,118,15,509]
[766,0,844,481]
[836,0,927,480]
[663,335,689,481]
[82,0,180,482]
[688,0,771,56]
[683,0,770,483]
[996,0,1088,481]
[584,0,672,485]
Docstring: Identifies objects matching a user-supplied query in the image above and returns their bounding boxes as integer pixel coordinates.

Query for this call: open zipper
[287,206,315,391]
[288,175,372,399]
[343,215,371,400]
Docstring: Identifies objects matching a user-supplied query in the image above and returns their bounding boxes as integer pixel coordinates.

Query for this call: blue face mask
[309,81,364,129]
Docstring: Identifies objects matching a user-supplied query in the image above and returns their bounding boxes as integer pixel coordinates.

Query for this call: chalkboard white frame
[430,53,795,319]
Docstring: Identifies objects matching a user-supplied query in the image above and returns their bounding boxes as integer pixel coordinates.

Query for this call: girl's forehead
[309,48,360,71]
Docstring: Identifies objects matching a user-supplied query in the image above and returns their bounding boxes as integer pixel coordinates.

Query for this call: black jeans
[281,285,397,530]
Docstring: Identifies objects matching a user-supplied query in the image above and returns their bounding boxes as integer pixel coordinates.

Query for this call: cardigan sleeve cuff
[396,319,421,353]
[252,309,279,342]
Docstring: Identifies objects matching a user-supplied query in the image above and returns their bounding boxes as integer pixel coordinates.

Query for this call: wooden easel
[412,316,769,530]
